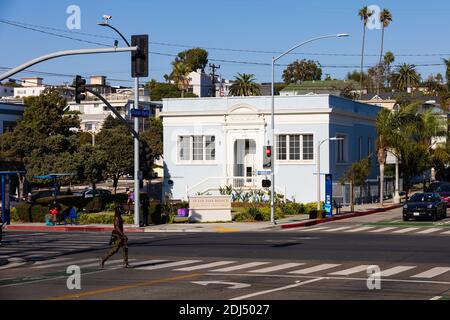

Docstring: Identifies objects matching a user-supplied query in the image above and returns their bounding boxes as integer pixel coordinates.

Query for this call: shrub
[10,207,19,222]
[149,203,163,225]
[15,202,50,222]
[78,213,134,224]
[233,210,254,222]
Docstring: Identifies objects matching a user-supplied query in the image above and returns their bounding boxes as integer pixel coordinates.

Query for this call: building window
[276,135,287,160]
[336,134,346,163]
[178,135,216,162]
[358,136,363,160]
[277,134,314,161]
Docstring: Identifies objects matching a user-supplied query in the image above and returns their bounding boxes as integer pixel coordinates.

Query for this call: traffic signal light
[263,145,272,169]
[139,140,153,176]
[131,35,148,78]
[74,75,86,103]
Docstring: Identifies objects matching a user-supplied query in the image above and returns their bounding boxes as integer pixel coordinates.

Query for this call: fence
[332,176,400,205]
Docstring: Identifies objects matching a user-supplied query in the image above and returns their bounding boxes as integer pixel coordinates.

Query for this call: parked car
[78,188,112,199]
[403,192,447,221]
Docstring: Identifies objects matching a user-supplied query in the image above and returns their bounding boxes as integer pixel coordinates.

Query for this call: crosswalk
[283,224,450,236]
[2,254,450,282]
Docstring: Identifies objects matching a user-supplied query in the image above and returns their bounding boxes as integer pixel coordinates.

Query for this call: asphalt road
[1,207,450,300]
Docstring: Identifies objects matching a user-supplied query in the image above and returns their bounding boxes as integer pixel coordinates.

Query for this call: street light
[270,33,349,224]
[98,17,140,227]
[317,137,344,211]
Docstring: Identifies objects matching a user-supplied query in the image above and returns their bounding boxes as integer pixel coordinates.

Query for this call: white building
[161,95,381,203]
[0,85,14,98]
[187,69,213,97]
[13,77,46,98]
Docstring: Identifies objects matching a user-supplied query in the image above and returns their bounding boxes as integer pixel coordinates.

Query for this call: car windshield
[409,194,438,202]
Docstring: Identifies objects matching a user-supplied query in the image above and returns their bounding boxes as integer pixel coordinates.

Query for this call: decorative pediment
[227,103,259,114]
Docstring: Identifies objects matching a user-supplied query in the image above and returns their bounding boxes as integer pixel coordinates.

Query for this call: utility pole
[209,63,220,97]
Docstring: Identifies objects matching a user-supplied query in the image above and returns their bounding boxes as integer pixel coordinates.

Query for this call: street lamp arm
[273,34,349,62]
[98,23,131,47]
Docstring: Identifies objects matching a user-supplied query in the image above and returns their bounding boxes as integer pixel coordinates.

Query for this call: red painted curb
[280,204,402,229]
[5,225,144,233]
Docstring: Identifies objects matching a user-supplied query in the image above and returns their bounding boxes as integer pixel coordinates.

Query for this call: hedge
[233,206,284,222]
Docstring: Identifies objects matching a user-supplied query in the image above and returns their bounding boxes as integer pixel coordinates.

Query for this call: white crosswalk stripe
[369,227,398,233]
[379,266,416,277]
[328,265,370,276]
[32,258,98,269]
[175,261,236,271]
[248,263,305,273]
[393,227,420,234]
[441,230,450,235]
[288,264,341,274]
[416,228,442,234]
[345,226,376,233]
[411,267,450,279]
[323,227,353,232]
[83,259,137,269]
[211,262,271,272]
[136,260,202,271]
[297,226,331,232]
[129,259,168,268]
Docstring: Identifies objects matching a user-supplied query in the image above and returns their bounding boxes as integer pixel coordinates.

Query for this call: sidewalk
[4,201,402,233]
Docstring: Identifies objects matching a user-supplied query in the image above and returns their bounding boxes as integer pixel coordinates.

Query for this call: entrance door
[234,139,256,187]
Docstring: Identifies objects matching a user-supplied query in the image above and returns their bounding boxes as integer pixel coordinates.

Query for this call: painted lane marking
[344,226,376,233]
[211,262,271,272]
[126,259,168,268]
[0,257,26,270]
[230,278,324,300]
[135,260,202,271]
[288,264,341,274]
[192,281,251,289]
[297,226,331,232]
[322,226,353,232]
[248,263,305,273]
[81,258,137,269]
[379,266,416,277]
[416,228,442,234]
[32,258,98,269]
[175,261,236,271]
[411,267,450,279]
[393,227,420,234]
[441,230,450,235]
[430,296,442,300]
[369,227,399,233]
[328,265,371,276]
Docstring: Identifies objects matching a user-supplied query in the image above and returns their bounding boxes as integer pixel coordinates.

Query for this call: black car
[402,192,447,221]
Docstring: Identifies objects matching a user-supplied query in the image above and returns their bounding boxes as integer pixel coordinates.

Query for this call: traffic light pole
[134,77,140,227]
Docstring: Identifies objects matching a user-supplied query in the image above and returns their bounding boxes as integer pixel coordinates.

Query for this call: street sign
[130,108,150,117]
[257,170,272,175]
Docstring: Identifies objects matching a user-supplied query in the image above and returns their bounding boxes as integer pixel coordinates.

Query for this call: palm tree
[442,58,450,88]
[392,63,420,92]
[383,51,395,88]
[358,6,373,96]
[378,8,393,94]
[229,73,261,96]
[171,61,191,97]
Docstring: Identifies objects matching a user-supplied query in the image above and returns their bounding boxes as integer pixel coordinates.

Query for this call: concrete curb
[280,204,403,230]
[5,224,145,233]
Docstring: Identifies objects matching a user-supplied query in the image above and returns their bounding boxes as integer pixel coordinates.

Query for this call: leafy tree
[174,48,209,72]
[141,117,163,159]
[95,115,134,193]
[171,61,191,98]
[72,144,107,190]
[229,73,261,96]
[339,157,370,212]
[0,88,80,196]
[392,64,421,92]
[443,58,450,88]
[358,6,374,94]
[145,80,197,101]
[282,59,322,84]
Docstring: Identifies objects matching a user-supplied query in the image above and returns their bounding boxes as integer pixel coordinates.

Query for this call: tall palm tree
[442,58,450,88]
[392,63,420,92]
[383,51,395,88]
[171,61,190,97]
[378,8,393,94]
[358,6,373,96]
[229,73,261,96]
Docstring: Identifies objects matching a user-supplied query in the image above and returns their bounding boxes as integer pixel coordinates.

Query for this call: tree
[0,88,80,196]
[339,157,370,212]
[171,61,191,98]
[140,117,163,159]
[358,6,374,94]
[95,115,134,193]
[174,48,208,73]
[72,144,106,190]
[442,58,450,88]
[383,51,395,87]
[392,64,421,92]
[378,8,393,94]
[229,73,261,96]
[281,59,322,84]
[145,80,197,100]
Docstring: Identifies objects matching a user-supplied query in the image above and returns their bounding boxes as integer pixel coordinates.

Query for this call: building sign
[324,174,332,217]
[188,195,232,222]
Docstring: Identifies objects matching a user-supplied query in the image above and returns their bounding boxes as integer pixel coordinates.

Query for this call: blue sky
[1,0,450,87]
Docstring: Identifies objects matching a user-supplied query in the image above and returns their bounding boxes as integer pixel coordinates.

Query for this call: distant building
[0,101,25,133]
[187,69,213,97]
[357,93,398,110]
[280,80,360,96]
[14,77,46,98]
[0,84,14,98]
